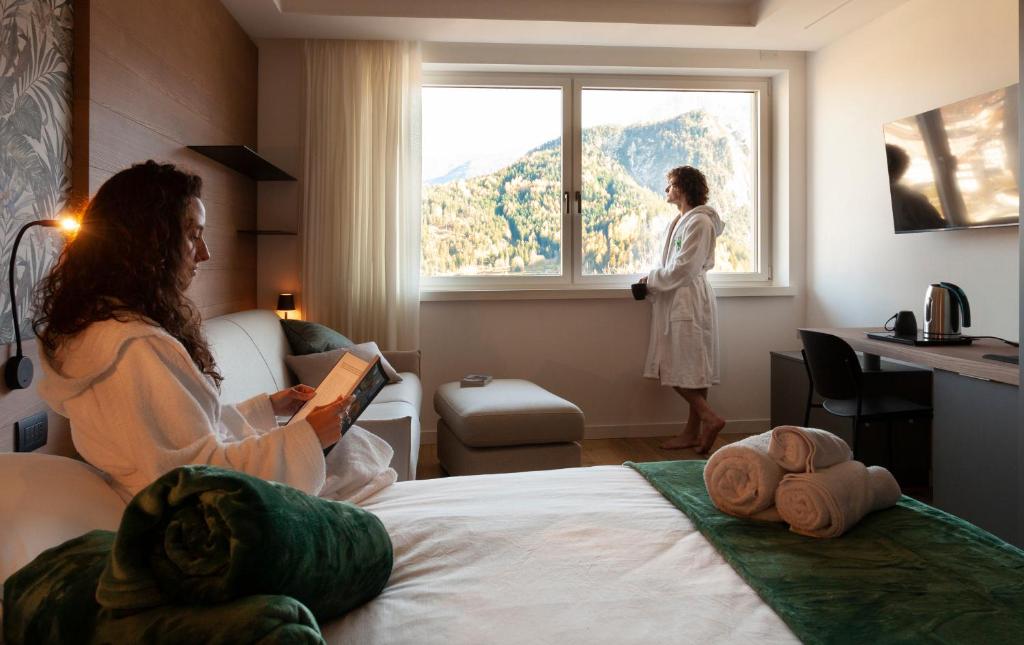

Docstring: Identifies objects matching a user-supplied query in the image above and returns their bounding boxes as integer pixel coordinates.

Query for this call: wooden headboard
[0,0,259,454]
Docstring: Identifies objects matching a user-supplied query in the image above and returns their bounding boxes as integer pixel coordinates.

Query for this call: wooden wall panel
[88,0,258,319]
[71,0,90,206]
[1,0,259,454]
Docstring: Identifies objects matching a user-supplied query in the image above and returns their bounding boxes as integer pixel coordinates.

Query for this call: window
[421,73,770,290]
[421,83,567,277]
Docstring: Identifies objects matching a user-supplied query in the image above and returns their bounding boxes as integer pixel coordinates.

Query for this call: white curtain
[302,40,422,350]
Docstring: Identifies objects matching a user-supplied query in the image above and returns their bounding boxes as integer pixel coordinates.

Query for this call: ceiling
[220,0,909,51]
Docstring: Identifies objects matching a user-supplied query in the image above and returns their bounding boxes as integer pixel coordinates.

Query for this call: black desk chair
[799,330,933,467]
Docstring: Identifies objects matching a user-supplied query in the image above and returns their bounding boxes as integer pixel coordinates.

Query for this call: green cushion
[281,319,353,355]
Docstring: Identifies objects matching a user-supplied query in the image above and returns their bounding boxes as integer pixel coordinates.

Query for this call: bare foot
[660,433,700,450]
[696,416,727,454]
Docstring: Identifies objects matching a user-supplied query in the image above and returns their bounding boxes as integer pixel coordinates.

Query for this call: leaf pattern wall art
[0,0,72,344]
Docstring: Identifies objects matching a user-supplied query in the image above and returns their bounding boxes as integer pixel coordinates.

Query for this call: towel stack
[703,425,902,538]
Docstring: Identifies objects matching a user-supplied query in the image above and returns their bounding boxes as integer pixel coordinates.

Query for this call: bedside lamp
[276,293,296,320]
[6,216,81,389]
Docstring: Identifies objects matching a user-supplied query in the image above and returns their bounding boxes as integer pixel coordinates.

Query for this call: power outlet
[15,411,47,452]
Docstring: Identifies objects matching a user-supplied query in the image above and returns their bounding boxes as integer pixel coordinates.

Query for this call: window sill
[420,284,797,302]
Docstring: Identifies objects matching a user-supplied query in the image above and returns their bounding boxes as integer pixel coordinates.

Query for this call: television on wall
[882,84,1019,233]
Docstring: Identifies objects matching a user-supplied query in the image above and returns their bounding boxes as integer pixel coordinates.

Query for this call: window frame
[420,71,772,292]
[421,72,573,290]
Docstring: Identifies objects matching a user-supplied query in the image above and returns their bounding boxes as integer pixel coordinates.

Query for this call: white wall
[1016,0,1023,543]
[807,0,1020,339]
[258,40,809,442]
[421,295,802,440]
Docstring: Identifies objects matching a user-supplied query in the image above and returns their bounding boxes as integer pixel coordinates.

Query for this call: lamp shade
[276,293,296,312]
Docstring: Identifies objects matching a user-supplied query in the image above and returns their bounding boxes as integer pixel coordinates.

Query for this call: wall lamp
[6,217,80,390]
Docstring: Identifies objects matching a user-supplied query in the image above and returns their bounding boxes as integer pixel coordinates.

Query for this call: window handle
[563,191,569,215]
[575,191,581,216]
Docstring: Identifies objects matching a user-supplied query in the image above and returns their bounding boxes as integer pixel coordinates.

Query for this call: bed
[323,465,797,644]
[3,452,1023,644]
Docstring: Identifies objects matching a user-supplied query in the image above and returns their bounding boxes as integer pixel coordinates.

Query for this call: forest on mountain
[421,109,753,277]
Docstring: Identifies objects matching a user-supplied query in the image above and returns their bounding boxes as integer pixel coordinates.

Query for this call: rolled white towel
[775,460,902,538]
[703,432,785,521]
[768,425,852,473]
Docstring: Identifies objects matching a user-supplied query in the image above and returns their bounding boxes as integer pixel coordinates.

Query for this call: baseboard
[583,419,769,439]
[419,418,769,446]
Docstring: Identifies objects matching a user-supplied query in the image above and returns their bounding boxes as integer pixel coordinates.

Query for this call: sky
[422,86,754,180]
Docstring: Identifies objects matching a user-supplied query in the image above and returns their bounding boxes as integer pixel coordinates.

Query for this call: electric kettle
[923,282,971,338]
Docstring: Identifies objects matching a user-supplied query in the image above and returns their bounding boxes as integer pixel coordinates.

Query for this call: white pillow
[0,452,126,586]
[285,341,403,388]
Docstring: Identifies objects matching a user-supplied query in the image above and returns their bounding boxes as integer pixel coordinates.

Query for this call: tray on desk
[866,332,973,346]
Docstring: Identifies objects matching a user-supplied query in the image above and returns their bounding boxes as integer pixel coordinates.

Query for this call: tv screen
[883,84,1019,233]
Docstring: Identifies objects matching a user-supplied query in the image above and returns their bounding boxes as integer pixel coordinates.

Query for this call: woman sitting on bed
[34,161,369,502]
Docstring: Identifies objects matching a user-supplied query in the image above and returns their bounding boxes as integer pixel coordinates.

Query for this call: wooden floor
[416,433,754,480]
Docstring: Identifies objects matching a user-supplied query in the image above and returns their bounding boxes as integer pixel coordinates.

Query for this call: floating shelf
[187,145,296,181]
[237,229,297,236]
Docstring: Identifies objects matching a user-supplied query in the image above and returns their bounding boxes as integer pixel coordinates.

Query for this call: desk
[800,327,1018,386]
[799,328,1021,546]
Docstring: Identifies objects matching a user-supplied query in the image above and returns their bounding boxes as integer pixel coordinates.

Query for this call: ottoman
[434,379,584,476]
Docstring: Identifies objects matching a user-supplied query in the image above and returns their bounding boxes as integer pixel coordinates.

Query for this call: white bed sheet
[322,465,798,645]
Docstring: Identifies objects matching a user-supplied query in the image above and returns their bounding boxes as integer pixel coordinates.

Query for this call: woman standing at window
[639,165,726,453]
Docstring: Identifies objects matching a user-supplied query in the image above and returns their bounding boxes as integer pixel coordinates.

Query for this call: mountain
[422,109,753,277]
[425,151,522,185]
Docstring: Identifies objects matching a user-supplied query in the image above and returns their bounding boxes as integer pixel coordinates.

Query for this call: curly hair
[33,160,222,386]
[667,165,710,207]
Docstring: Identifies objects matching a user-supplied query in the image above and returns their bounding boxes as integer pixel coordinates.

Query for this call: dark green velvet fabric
[96,465,393,622]
[628,459,1024,645]
[91,595,325,644]
[3,530,112,645]
[281,319,353,355]
[2,531,325,645]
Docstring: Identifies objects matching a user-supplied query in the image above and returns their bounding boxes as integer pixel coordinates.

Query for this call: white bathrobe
[643,205,724,388]
[37,317,394,503]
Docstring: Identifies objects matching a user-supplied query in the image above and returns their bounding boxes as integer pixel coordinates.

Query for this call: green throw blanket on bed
[3,531,324,645]
[3,465,393,644]
[628,459,1024,645]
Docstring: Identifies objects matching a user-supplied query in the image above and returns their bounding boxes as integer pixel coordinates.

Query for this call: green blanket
[3,531,112,645]
[628,459,1024,645]
[3,465,393,644]
[2,531,324,645]
[98,465,393,620]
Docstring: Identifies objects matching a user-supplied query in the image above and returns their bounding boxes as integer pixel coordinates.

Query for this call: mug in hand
[885,310,918,337]
[631,282,648,300]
